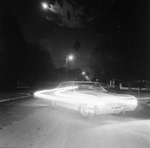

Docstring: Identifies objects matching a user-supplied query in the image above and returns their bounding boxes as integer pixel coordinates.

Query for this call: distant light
[86,76,89,79]
[42,2,49,9]
[82,71,85,75]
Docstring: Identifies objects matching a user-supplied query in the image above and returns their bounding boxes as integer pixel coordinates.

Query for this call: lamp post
[66,54,74,81]
[82,71,85,75]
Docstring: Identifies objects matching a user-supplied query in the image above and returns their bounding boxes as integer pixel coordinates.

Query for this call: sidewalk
[0,92,32,103]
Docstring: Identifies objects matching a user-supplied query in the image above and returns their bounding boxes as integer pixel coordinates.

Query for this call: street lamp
[82,71,85,75]
[66,54,74,80]
[85,76,89,81]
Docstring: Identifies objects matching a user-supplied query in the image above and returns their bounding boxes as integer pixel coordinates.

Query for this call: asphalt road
[0,97,150,148]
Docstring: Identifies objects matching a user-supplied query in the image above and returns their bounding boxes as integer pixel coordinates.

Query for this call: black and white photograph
[0,0,150,147]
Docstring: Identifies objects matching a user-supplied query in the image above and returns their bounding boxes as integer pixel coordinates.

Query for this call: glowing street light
[68,55,74,61]
[82,71,85,75]
[85,76,90,81]
[66,54,74,80]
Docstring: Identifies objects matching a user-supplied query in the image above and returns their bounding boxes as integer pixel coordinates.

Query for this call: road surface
[0,97,150,148]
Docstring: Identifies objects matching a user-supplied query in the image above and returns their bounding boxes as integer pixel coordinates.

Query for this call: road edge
[0,95,33,103]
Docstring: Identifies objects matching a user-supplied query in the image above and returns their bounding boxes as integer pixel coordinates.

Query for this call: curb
[0,95,33,103]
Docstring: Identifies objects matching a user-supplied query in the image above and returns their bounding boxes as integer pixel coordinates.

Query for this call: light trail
[34,84,137,115]
[34,88,59,100]
[34,86,79,101]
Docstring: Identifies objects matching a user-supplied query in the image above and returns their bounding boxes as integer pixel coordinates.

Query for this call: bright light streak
[34,85,137,113]
[34,86,80,101]
[34,86,98,105]
[54,86,98,101]
[54,86,78,97]
[34,88,59,100]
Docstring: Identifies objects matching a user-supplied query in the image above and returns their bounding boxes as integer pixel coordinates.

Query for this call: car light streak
[34,86,73,98]
[54,86,77,97]
[34,86,79,101]
[34,81,138,116]
[34,86,99,108]
[55,86,98,100]
[34,88,59,100]
[34,87,137,107]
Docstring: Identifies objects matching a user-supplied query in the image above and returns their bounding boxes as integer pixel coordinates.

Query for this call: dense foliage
[90,0,150,83]
[56,67,86,81]
[0,8,56,89]
[27,42,56,87]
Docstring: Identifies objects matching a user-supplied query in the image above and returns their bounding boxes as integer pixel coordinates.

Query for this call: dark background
[0,0,150,89]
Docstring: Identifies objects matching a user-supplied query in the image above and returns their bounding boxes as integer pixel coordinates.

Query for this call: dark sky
[3,0,150,80]
[4,0,100,74]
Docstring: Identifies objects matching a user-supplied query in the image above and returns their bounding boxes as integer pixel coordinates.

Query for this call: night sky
[3,0,100,74]
[2,0,150,80]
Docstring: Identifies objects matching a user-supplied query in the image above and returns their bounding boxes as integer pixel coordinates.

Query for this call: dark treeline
[56,67,86,81]
[90,0,150,85]
[0,7,57,90]
[0,7,86,90]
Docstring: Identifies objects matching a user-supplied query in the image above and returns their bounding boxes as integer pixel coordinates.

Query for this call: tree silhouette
[27,41,56,87]
[90,0,149,83]
[73,41,81,53]
[0,6,29,89]
[73,41,81,80]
